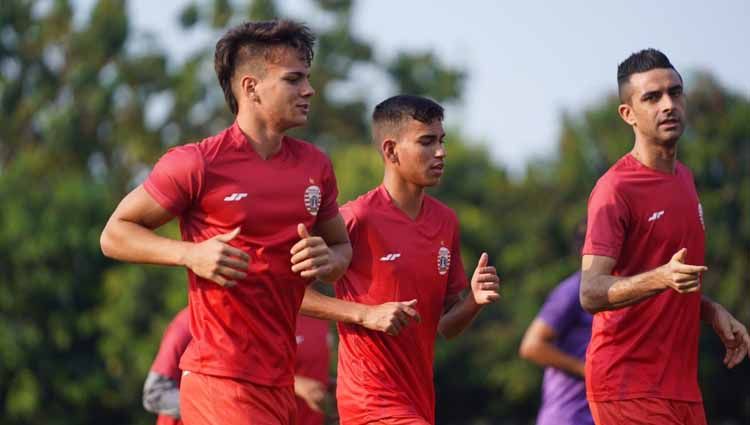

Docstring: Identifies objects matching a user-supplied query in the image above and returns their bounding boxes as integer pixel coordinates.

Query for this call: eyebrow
[418,133,445,141]
[641,83,683,100]
[282,71,309,78]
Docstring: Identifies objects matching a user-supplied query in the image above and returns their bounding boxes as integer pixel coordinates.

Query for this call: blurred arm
[518,318,585,377]
[142,371,180,418]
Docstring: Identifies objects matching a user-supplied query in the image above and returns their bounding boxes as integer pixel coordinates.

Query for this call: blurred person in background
[519,220,593,425]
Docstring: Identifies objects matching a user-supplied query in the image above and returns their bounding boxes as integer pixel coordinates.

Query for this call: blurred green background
[1,0,748,423]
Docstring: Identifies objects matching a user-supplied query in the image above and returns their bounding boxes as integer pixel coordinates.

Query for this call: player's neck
[631,136,678,174]
[382,172,425,220]
[236,112,285,160]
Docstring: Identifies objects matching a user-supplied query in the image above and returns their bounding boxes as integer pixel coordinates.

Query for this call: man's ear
[240,74,260,104]
[382,139,398,164]
[618,102,636,127]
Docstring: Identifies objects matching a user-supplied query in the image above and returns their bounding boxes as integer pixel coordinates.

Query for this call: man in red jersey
[304,95,501,425]
[100,20,351,425]
[580,48,750,425]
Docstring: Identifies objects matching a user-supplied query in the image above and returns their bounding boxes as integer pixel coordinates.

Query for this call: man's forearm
[700,295,721,323]
[101,218,189,266]
[580,267,667,314]
[300,286,366,325]
[319,242,351,283]
[438,295,483,339]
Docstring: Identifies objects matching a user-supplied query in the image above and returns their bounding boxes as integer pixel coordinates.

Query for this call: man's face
[390,118,446,187]
[249,46,315,131]
[619,68,686,146]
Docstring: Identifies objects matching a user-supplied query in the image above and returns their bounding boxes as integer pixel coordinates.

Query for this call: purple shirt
[536,271,593,425]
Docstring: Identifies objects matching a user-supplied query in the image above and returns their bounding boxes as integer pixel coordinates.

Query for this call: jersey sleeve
[150,309,192,380]
[537,275,579,335]
[447,223,468,298]
[582,179,629,260]
[143,144,204,217]
[316,156,340,223]
[339,202,360,246]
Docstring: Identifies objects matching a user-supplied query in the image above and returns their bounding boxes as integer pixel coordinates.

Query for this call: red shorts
[180,371,296,425]
[589,398,707,425]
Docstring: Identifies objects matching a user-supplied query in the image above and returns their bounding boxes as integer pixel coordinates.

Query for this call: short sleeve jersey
[294,315,331,425]
[143,122,339,387]
[582,154,705,402]
[335,185,467,425]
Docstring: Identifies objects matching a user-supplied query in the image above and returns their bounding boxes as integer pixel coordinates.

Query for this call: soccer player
[580,48,750,425]
[519,220,593,425]
[304,95,501,425]
[100,20,351,425]
[142,308,334,425]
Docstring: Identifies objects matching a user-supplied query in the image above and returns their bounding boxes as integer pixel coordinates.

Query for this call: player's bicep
[111,185,175,230]
[314,213,350,246]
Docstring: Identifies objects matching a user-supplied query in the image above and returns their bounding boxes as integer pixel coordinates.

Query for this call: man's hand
[291,224,334,279]
[660,248,707,294]
[181,227,249,287]
[471,253,501,305]
[294,375,327,413]
[361,300,421,336]
[710,305,750,368]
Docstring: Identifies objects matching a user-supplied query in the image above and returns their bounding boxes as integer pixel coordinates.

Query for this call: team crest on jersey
[304,184,322,216]
[437,246,451,275]
[698,203,705,230]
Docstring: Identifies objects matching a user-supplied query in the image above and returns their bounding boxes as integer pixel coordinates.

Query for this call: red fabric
[151,308,191,382]
[294,315,330,425]
[335,186,468,425]
[150,308,191,425]
[180,371,296,425]
[590,398,707,425]
[582,154,705,402]
[143,122,339,388]
[155,415,181,425]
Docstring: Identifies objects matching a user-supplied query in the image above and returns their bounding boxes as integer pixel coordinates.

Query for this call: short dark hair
[214,19,315,114]
[371,95,444,145]
[617,48,681,102]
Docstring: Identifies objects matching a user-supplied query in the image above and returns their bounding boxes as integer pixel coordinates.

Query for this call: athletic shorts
[180,371,296,425]
[589,398,707,425]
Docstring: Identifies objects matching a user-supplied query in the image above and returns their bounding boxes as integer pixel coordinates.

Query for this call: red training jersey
[335,185,468,424]
[295,315,331,425]
[582,153,705,402]
[144,122,339,387]
[151,308,191,425]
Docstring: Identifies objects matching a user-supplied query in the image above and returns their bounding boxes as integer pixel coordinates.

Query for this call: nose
[435,144,446,158]
[659,92,675,113]
[301,79,315,98]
